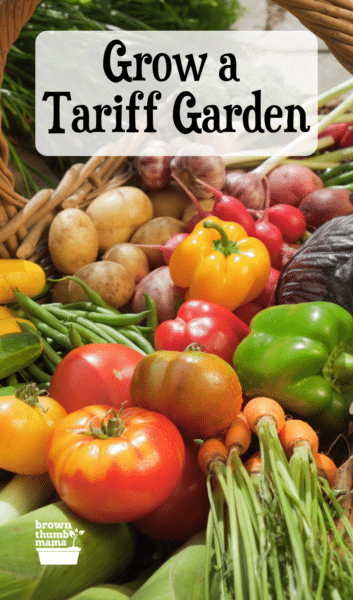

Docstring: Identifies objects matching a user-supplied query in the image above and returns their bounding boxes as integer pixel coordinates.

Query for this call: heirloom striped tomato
[130,349,243,439]
[47,404,185,523]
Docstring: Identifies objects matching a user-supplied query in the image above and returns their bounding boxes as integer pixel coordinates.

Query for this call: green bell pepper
[233,301,353,431]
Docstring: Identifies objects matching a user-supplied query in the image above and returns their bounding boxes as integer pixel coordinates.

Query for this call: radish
[267,204,307,243]
[233,302,263,326]
[267,164,323,207]
[254,267,280,307]
[171,170,257,236]
[318,122,350,149]
[272,242,301,271]
[253,178,284,265]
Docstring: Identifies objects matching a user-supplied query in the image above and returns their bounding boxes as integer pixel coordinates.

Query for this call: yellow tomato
[0,384,67,474]
[0,317,36,335]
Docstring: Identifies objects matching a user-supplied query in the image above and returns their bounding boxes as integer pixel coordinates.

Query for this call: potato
[68,261,135,309]
[51,279,71,304]
[102,243,150,284]
[48,208,99,275]
[148,183,192,219]
[182,199,216,225]
[130,216,187,269]
[86,186,153,252]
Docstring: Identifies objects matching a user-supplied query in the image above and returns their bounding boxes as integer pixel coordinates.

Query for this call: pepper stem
[203,220,240,256]
[323,342,353,392]
[331,351,353,382]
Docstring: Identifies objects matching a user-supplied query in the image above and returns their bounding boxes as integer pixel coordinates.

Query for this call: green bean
[118,327,155,354]
[42,354,57,375]
[46,304,150,327]
[144,293,158,345]
[73,317,119,343]
[324,170,353,187]
[29,319,73,351]
[79,310,150,326]
[6,372,19,387]
[44,306,87,320]
[68,325,85,348]
[55,301,105,312]
[23,362,52,384]
[50,276,120,313]
[95,323,147,354]
[320,161,353,183]
[135,326,153,334]
[13,289,68,335]
[68,323,108,344]
[40,336,63,368]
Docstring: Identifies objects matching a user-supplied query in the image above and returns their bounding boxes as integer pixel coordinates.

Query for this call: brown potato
[68,261,135,309]
[182,199,216,225]
[148,182,192,219]
[48,208,99,275]
[129,216,187,269]
[102,243,150,284]
[51,279,71,304]
[86,186,153,252]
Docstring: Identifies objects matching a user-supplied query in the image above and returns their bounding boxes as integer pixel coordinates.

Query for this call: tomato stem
[15,382,48,413]
[79,405,126,439]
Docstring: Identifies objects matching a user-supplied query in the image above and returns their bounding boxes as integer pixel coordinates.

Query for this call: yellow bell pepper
[0,259,46,304]
[169,216,271,311]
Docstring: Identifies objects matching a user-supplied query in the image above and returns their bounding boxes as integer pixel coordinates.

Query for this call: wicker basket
[0,0,353,268]
[269,0,353,75]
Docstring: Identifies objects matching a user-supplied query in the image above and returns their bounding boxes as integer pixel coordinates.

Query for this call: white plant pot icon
[37,547,82,565]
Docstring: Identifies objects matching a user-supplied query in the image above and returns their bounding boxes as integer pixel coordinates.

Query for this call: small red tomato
[134,440,209,542]
[49,343,144,413]
[47,405,185,523]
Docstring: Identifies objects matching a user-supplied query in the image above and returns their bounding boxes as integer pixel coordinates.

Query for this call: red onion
[223,170,266,210]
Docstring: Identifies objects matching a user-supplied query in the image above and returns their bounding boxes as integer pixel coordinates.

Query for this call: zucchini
[0,332,43,379]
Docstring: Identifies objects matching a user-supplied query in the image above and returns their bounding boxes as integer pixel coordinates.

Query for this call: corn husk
[0,501,136,600]
[130,531,209,600]
[65,583,135,600]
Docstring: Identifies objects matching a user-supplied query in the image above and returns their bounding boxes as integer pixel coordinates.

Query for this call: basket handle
[0,0,42,177]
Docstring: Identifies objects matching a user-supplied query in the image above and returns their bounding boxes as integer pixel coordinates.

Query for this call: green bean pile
[11,277,157,389]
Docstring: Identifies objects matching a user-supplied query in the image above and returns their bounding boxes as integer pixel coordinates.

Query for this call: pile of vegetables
[3,78,353,600]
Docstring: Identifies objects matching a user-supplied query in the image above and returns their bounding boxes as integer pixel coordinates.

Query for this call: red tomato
[47,405,185,523]
[49,343,144,413]
[134,440,210,542]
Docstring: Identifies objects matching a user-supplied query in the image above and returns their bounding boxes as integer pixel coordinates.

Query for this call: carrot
[278,419,319,458]
[225,412,251,456]
[243,396,286,434]
[244,451,262,476]
[197,438,228,476]
[315,453,337,488]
